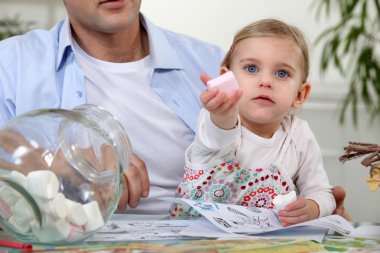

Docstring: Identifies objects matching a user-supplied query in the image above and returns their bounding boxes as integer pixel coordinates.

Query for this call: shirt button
[75,91,83,98]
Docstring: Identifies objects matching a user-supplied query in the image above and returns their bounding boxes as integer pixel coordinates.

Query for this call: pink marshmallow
[0,196,11,219]
[206,71,239,94]
[67,224,85,242]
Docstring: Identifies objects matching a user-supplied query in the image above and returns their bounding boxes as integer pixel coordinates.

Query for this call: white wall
[1,0,379,222]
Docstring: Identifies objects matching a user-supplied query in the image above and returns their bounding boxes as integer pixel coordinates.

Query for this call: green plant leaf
[313,0,380,126]
[0,15,34,41]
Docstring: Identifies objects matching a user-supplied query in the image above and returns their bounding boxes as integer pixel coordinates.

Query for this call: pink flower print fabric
[170,159,292,218]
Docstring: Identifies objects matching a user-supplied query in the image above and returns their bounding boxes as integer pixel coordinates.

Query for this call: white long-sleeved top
[182,109,335,217]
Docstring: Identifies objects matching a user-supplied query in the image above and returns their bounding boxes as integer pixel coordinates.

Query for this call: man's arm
[332,185,352,221]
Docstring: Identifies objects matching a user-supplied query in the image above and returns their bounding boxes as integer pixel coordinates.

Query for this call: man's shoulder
[168,29,221,53]
[152,24,224,58]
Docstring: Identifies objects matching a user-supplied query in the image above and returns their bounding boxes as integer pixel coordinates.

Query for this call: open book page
[178,217,328,243]
[164,197,354,236]
[350,224,380,240]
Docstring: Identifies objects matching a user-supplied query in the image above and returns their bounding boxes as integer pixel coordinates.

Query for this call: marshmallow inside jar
[272,190,297,210]
[0,169,107,245]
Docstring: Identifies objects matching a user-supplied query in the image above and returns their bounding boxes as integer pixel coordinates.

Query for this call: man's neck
[71,22,149,63]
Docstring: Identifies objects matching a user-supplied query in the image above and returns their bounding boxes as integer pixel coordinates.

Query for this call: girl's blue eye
[276,70,289,78]
[245,65,258,73]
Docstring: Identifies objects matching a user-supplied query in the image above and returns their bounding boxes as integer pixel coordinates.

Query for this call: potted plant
[0,15,34,41]
[313,0,380,125]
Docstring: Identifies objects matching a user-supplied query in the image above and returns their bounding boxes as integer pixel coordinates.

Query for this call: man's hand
[117,153,150,210]
[332,186,352,221]
[277,197,319,226]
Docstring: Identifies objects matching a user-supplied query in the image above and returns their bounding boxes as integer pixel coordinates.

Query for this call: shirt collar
[56,18,75,71]
[56,15,184,71]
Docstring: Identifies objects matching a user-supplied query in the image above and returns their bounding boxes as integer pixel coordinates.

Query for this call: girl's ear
[220,66,230,75]
[292,82,311,109]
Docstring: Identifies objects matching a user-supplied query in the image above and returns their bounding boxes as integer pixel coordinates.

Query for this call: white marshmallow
[8,214,32,234]
[11,198,36,223]
[35,216,70,243]
[65,199,88,226]
[27,170,59,199]
[273,190,297,210]
[82,201,104,232]
[0,186,19,206]
[6,171,28,189]
[35,193,68,219]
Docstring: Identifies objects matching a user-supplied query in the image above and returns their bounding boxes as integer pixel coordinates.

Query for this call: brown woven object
[339,142,380,191]
[339,141,380,166]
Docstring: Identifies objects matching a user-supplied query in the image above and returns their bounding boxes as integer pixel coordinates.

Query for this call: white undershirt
[73,41,194,214]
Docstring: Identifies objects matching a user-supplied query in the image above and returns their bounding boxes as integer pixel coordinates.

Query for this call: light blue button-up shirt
[0,15,224,134]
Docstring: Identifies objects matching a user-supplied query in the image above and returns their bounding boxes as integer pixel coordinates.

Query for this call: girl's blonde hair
[222,19,310,82]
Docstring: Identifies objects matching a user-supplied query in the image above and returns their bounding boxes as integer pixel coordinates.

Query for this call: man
[0,0,350,218]
[0,0,223,214]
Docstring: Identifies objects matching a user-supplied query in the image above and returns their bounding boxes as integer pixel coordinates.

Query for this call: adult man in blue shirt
[0,0,350,219]
[0,0,223,214]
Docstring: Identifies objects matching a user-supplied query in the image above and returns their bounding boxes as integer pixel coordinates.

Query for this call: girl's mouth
[253,95,274,104]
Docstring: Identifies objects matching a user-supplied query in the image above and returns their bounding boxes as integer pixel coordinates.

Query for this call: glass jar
[0,104,132,244]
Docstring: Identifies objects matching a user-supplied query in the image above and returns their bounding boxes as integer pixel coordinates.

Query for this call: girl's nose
[259,81,272,88]
[258,72,272,88]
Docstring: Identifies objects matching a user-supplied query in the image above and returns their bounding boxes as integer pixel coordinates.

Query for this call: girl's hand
[199,73,242,129]
[277,197,320,226]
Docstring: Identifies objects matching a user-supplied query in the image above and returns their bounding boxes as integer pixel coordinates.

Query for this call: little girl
[170,18,335,226]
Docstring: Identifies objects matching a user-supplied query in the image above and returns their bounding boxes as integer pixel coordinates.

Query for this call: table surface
[0,215,379,253]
